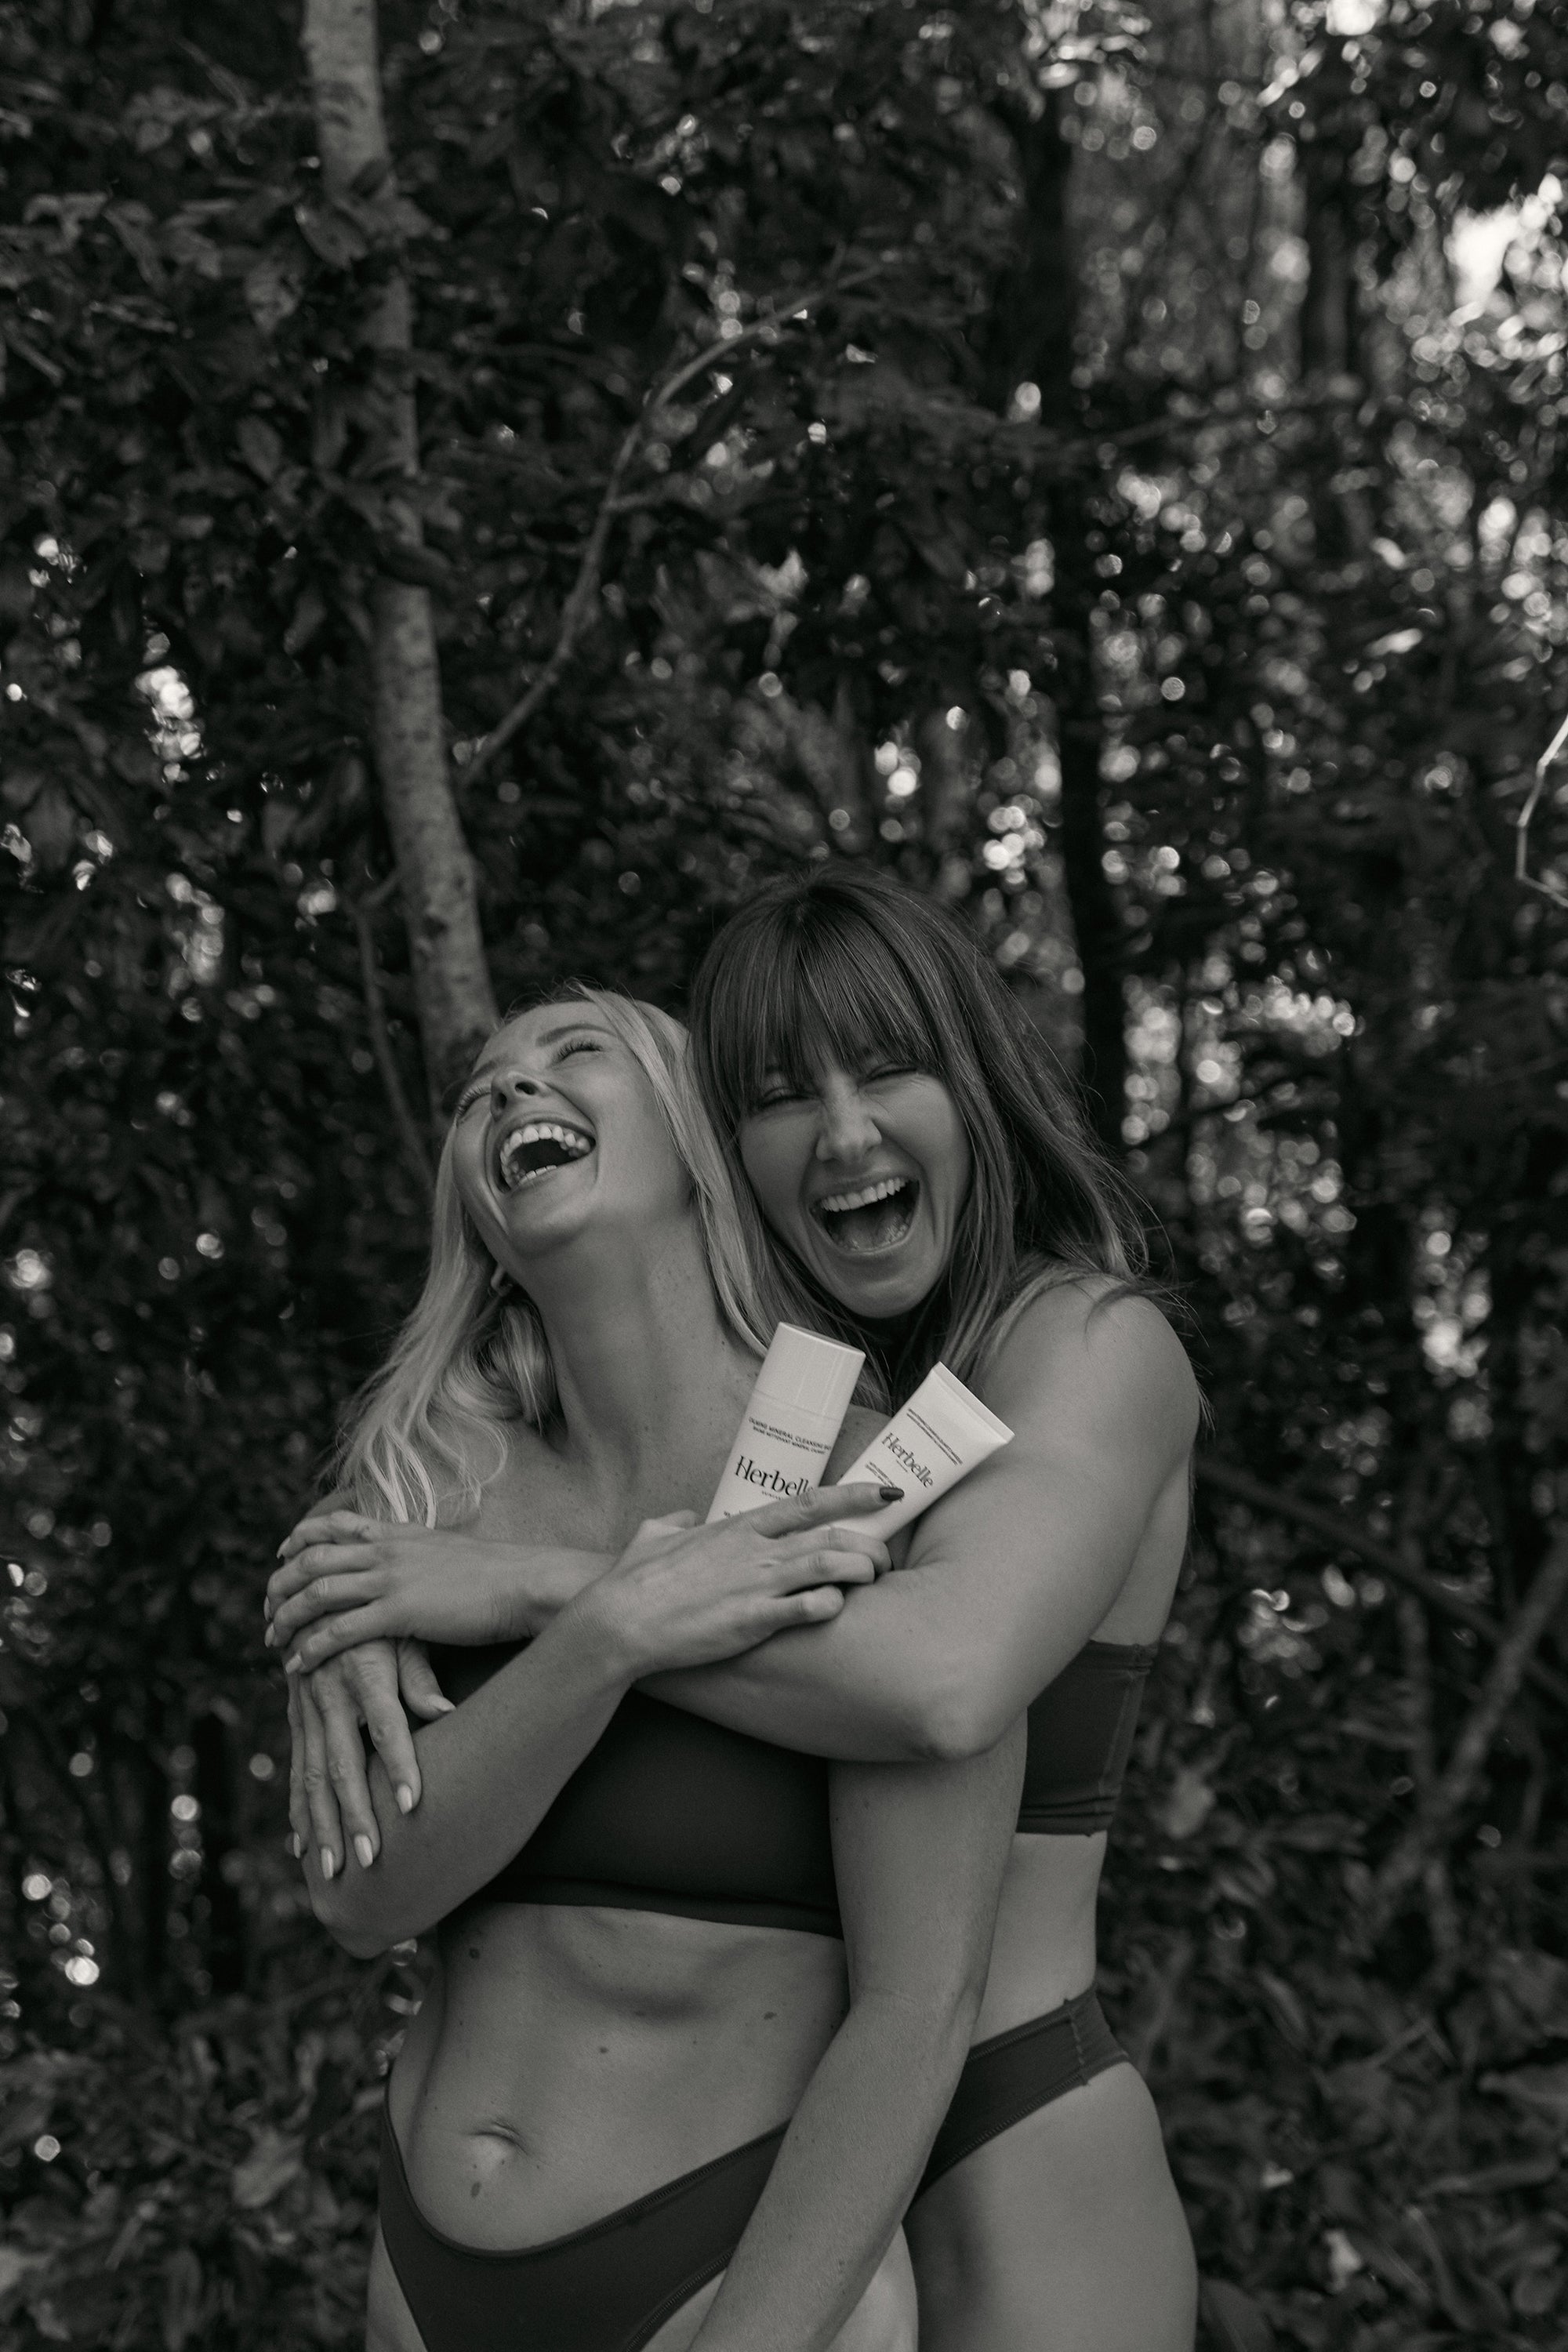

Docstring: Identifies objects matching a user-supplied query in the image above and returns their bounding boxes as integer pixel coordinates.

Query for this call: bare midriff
[387,1902,849,2251]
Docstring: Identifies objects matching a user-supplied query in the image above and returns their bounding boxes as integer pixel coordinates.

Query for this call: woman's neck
[525,1217,755,1501]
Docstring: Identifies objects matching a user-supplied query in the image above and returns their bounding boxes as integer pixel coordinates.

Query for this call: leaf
[230,2125,303,2209]
[0,562,34,623]
[0,2247,48,2296]
[161,2246,202,2352]
[237,418,285,485]
[1197,2277,1276,2352]
[1253,1967,1310,2052]
[1479,2062,1568,2125]
[375,540,452,591]
[21,782,77,872]
[2,763,45,812]
[1160,1762,1216,1839]
[293,201,370,270]
[283,586,328,655]
[243,255,303,334]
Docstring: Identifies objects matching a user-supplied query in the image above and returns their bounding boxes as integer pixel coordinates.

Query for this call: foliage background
[4,1,1568,2344]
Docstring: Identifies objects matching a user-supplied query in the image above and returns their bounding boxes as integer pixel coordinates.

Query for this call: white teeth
[516,1121,593,1152]
[817,1176,910,1216]
[496,1120,595,1189]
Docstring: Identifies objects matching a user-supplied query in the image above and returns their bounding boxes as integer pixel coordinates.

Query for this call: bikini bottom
[914,1984,1127,2200]
[377,2103,786,2352]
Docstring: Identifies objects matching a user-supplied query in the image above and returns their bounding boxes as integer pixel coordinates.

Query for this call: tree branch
[1361,1528,1568,1943]
[347,891,434,1198]
[461,270,881,784]
[1196,1457,1568,1710]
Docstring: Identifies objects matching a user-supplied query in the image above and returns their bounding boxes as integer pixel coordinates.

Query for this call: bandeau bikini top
[430,1634,1157,1939]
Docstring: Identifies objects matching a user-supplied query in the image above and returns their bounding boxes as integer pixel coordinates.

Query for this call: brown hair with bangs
[690,865,1152,1403]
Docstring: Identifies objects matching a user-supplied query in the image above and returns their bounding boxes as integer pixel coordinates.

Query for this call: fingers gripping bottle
[707,1325,866,1523]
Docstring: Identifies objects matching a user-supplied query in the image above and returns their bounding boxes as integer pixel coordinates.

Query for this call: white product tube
[829,1361,1012,1539]
[707,1324,866,1522]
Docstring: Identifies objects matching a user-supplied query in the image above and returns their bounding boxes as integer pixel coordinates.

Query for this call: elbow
[307,1875,408,1962]
[905,1674,1015,1766]
[328,1916,394,1962]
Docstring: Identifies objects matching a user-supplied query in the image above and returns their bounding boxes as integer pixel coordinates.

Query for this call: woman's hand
[285,1636,453,1881]
[571,1484,901,1681]
[267,1514,554,1668]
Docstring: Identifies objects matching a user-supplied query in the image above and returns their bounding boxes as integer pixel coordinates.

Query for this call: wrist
[495,1544,548,1641]
[554,1584,648,1693]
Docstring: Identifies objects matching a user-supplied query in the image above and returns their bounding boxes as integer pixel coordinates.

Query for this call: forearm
[690,1988,977,2352]
[642,1568,990,1764]
[692,1728,1023,2352]
[304,1607,628,1952]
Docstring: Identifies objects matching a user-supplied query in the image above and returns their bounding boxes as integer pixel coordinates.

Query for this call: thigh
[367,2227,426,2352]
[644,2232,918,2352]
[906,2062,1196,2352]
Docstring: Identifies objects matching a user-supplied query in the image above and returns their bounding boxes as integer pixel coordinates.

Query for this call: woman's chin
[806,1233,940,1319]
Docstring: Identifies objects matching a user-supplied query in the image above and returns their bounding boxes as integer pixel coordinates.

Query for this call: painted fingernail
[430,1697,456,1715]
[283,1655,302,1675]
[354,1835,375,1871]
[878,1485,904,1502]
[396,1784,415,1815]
[320,1849,336,1882]
[263,1595,273,1618]
[263,1625,275,1648]
[289,1833,303,1860]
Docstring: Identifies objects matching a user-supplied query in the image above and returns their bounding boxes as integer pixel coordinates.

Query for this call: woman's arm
[689,1721,1026,2351]
[292,1494,891,1946]
[269,1514,608,1653]
[294,1603,628,1955]
[649,1287,1200,1762]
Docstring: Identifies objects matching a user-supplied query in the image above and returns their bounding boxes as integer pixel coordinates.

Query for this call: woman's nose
[490,1069,544,1109]
[815,1078,880,1161]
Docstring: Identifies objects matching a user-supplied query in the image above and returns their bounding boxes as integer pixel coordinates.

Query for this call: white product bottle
[706,1324,866,1522]
[829,1361,1013,1540]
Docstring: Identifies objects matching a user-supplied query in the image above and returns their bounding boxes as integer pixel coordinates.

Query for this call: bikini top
[430,1633,1157,1939]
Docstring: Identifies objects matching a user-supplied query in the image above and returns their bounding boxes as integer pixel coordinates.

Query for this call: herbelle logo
[880,1433,932,1487]
[735,1456,814,1497]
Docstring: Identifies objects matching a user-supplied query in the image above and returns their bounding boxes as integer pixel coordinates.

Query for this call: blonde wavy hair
[335,986,778,1526]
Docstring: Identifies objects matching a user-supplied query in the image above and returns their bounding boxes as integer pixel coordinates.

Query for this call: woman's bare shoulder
[983,1276,1200,1443]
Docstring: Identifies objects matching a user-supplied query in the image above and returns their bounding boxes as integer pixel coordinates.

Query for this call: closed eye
[454,1077,491,1118]
[552,1036,604,1065]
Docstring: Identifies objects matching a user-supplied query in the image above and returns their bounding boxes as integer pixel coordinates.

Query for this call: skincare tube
[829,1362,1012,1539]
[707,1324,866,1522]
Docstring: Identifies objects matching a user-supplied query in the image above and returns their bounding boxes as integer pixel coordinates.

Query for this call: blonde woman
[278,986,1022,2352]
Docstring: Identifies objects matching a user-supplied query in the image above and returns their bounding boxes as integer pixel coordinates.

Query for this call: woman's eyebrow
[532,1019,610,1047]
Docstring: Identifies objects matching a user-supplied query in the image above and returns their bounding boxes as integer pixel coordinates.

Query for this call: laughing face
[451,1003,687,1276]
[737,1057,972,1321]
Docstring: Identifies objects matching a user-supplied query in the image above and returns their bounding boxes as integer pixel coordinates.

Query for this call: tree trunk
[1294,42,1370,564]
[300,0,497,1106]
[986,90,1127,1149]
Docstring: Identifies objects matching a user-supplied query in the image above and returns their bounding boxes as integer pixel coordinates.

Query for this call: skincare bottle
[707,1324,866,1522]
[830,1361,1012,1539]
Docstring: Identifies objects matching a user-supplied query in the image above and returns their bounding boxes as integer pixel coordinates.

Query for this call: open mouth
[811,1174,920,1256]
[495,1120,596,1193]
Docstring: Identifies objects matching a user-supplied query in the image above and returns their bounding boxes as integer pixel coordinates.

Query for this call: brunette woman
[275,878,1199,2350]
[279,984,1023,2352]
